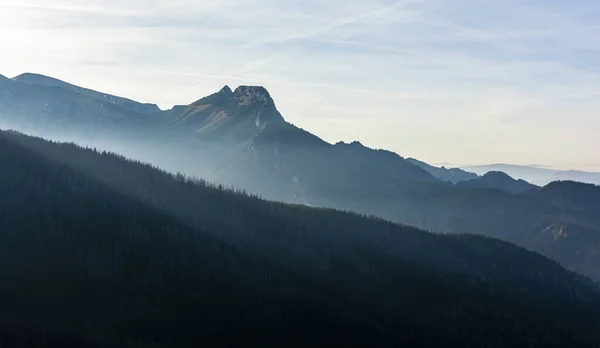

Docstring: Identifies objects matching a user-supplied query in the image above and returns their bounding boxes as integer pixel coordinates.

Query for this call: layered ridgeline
[1,73,600,283]
[463,163,600,186]
[1,130,600,347]
[406,157,479,183]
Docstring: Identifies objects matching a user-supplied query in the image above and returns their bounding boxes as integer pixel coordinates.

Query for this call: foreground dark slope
[2,130,600,347]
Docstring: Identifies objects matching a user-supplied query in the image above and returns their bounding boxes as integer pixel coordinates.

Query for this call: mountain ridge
[456,171,538,194]
[12,72,162,114]
[463,163,600,186]
[407,157,479,183]
[2,72,600,284]
[165,84,286,141]
[4,72,599,190]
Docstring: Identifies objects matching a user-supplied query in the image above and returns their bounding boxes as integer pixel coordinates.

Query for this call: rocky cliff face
[167,85,286,141]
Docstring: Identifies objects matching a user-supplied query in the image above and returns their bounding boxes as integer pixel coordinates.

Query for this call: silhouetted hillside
[1,130,600,347]
[531,181,600,210]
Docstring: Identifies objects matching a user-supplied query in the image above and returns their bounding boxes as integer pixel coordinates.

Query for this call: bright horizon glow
[1,0,600,171]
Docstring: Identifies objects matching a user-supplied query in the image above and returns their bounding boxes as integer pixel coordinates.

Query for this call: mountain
[0,73,166,141]
[211,138,438,203]
[462,163,600,186]
[407,158,478,183]
[552,170,600,186]
[166,85,286,141]
[405,159,539,193]
[2,129,600,347]
[408,159,539,194]
[12,73,161,114]
[456,171,538,194]
[2,73,600,284]
[0,73,438,195]
[0,74,10,88]
[531,180,600,210]
[0,73,198,174]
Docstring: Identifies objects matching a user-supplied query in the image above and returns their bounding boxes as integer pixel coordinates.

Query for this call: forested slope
[1,131,600,347]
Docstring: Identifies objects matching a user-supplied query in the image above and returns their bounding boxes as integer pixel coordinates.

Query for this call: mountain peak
[233,85,273,106]
[171,84,285,136]
[482,171,513,180]
[457,170,537,194]
[218,85,233,95]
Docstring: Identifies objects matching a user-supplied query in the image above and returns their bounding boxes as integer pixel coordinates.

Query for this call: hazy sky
[1,0,599,170]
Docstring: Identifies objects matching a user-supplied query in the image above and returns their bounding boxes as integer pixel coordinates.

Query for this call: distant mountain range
[1,72,599,283]
[406,158,478,183]
[462,163,600,186]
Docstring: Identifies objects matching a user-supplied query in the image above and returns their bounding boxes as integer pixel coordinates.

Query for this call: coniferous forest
[1,130,600,347]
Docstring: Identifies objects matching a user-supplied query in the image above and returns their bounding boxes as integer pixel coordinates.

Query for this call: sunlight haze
[1,0,599,170]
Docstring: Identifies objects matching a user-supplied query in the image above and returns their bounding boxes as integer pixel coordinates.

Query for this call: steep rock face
[167,85,286,141]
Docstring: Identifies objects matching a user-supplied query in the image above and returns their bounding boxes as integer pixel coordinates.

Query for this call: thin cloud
[0,0,599,169]
[240,0,421,48]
